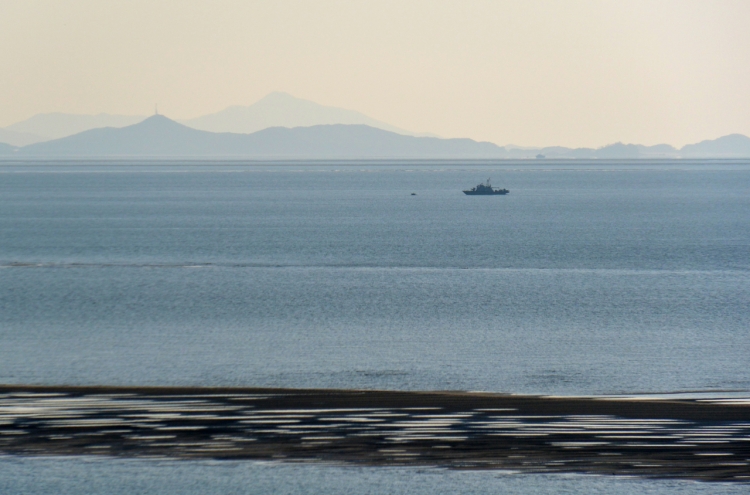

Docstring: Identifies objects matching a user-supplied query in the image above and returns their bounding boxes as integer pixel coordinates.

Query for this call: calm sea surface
[1,160,749,493]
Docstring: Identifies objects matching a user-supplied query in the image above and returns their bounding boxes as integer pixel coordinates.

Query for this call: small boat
[463,178,509,195]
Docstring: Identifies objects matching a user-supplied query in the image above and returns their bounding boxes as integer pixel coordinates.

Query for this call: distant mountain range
[3,113,147,145]
[497,138,750,159]
[181,92,424,136]
[15,115,502,158]
[1,92,750,158]
[680,134,750,157]
[0,92,425,146]
[3,114,750,158]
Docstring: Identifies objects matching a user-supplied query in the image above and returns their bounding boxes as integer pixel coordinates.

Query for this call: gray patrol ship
[463,178,509,195]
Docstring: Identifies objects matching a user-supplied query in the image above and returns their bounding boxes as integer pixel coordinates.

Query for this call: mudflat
[1,385,748,482]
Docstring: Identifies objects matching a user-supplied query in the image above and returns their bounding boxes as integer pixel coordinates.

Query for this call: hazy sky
[2,0,749,147]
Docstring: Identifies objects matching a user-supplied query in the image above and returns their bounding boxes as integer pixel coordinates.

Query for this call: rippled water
[2,457,750,495]
[1,160,749,493]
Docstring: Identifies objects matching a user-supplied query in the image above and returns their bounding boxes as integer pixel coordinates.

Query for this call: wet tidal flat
[1,385,748,483]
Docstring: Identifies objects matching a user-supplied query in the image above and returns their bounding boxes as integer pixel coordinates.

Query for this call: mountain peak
[139,114,181,125]
[181,92,417,136]
[17,121,504,158]
[122,114,200,134]
[258,91,297,102]
[680,133,750,156]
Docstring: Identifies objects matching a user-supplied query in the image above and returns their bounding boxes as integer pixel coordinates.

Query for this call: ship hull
[463,190,509,195]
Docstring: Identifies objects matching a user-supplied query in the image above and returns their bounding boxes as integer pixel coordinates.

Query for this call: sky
[1,0,749,148]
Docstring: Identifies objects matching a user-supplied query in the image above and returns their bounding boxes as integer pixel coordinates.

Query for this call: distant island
[1,92,750,158]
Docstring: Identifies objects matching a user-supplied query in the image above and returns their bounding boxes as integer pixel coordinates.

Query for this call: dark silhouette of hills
[3,91,749,157]
[638,143,678,155]
[594,143,640,159]
[527,139,743,159]
[19,115,505,158]
[1,93,430,143]
[514,143,644,159]
[9,114,750,159]
[680,134,750,157]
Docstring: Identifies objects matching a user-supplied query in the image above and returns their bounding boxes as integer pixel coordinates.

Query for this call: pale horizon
[2,1,750,148]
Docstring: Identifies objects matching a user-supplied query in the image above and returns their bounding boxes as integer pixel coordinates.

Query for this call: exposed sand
[1,385,748,482]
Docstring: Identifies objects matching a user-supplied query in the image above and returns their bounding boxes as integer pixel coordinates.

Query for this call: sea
[0,160,749,494]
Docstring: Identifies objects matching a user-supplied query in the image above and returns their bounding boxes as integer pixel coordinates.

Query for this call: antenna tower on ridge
[155,104,159,115]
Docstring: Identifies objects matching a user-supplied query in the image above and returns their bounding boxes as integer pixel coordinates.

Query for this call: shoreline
[1,384,748,420]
